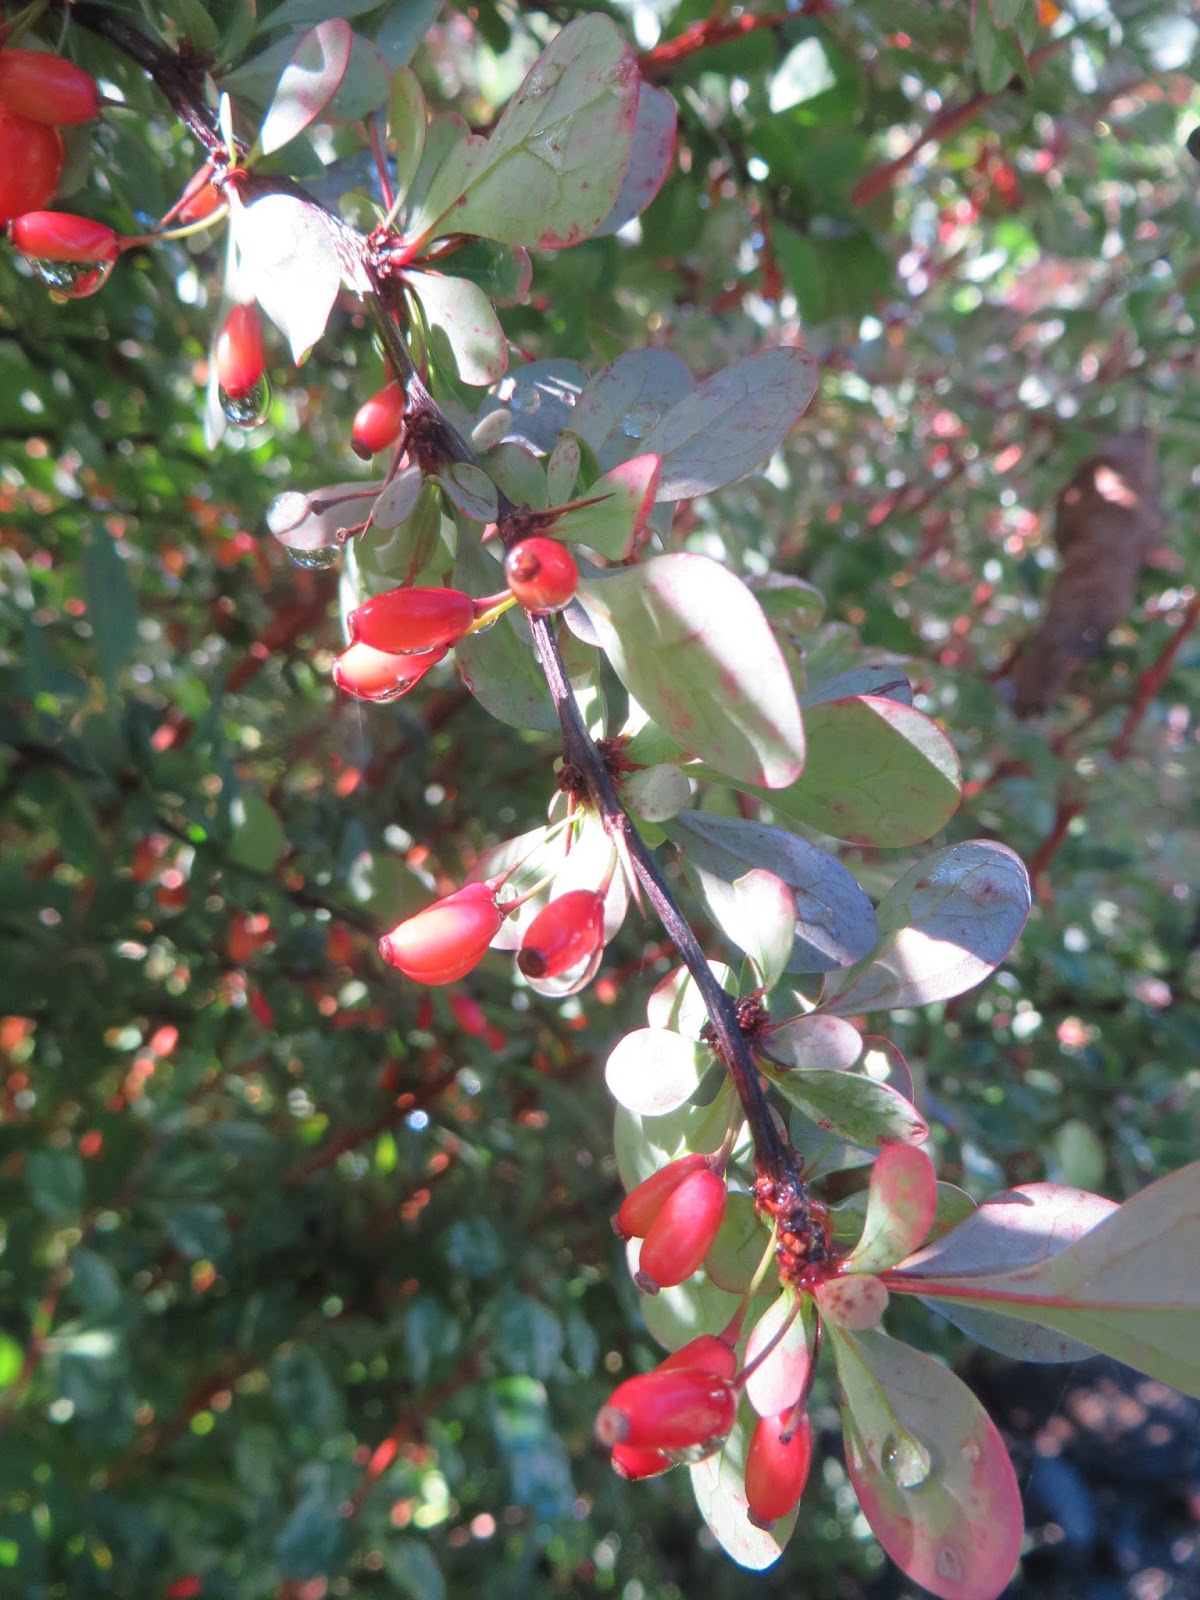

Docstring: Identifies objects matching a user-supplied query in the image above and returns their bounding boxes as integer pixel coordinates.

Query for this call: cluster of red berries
[0,47,125,297]
[378,877,609,990]
[597,1331,813,1525]
[334,535,579,704]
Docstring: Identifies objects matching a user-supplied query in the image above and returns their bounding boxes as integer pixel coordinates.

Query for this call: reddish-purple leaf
[844,1145,938,1273]
[573,348,692,468]
[832,1326,1023,1600]
[259,19,352,156]
[640,348,819,500]
[596,81,677,235]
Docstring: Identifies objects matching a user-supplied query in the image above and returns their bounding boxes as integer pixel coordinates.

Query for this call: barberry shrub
[1,5,1197,1600]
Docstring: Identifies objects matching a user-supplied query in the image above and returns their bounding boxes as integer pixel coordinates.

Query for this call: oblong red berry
[660,1334,738,1381]
[636,1167,727,1292]
[379,883,502,986]
[744,1409,813,1526]
[10,210,117,263]
[517,888,605,980]
[349,585,475,655]
[596,1368,736,1453]
[352,381,405,459]
[0,111,62,224]
[504,537,579,613]
[611,1444,671,1481]
[332,641,446,702]
[0,49,100,125]
[216,304,264,401]
[174,164,223,225]
[614,1152,709,1241]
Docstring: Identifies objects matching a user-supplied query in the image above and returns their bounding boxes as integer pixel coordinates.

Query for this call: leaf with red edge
[556,454,661,559]
[830,1325,1023,1600]
[259,20,353,155]
[596,82,676,235]
[889,1165,1200,1396]
[844,1145,938,1274]
[640,349,819,501]
[409,16,640,249]
[762,1062,929,1150]
[577,554,806,789]
[406,270,508,388]
[690,1400,800,1569]
[744,1291,815,1417]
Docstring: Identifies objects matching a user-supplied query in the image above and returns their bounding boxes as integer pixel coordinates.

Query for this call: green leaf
[690,1399,799,1569]
[893,1165,1200,1397]
[822,842,1031,1014]
[386,1539,446,1600]
[258,20,352,156]
[411,16,641,249]
[762,1062,928,1149]
[228,790,286,871]
[830,1326,1023,1600]
[768,695,960,846]
[577,555,806,788]
[640,349,820,500]
[556,454,661,560]
[26,1149,83,1219]
[971,7,1029,93]
[605,1028,712,1116]
[407,271,508,388]
[493,1293,564,1379]
[704,1193,771,1293]
[82,526,138,696]
[573,347,692,467]
[759,1014,863,1072]
[390,66,428,209]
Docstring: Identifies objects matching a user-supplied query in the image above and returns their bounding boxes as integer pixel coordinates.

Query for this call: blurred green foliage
[0,0,1197,1596]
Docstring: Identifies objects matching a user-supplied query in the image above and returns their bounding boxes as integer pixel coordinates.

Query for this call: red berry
[215,304,264,401]
[636,1167,727,1293]
[0,111,62,224]
[614,1152,709,1240]
[611,1443,672,1481]
[660,1334,738,1381]
[352,381,405,458]
[379,883,503,986]
[744,1409,813,1526]
[596,1367,736,1453]
[349,585,476,656]
[517,888,605,980]
[0,49,99,126]
[9,209,117,262]
[449,993,488,1037]
[332,640,446,703]
[504,537,579,613]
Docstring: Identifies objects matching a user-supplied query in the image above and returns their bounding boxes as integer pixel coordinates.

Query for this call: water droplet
[880,1432,932,1490]
[32,257,114,300]
[287,545,339,571]
[936,1546,965,1583]
[619,401,660,441]
[220,374,271,428]
[508,387,541,416]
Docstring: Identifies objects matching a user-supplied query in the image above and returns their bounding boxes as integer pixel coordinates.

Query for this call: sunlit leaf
[410,16,640,249]
[605,1028,712,1116]
[822,842,1031,1013]
[258,20,352,155]
[744,1290,814,1417]
[595,82,677,236]
[690,1400,799,1569]
[759,1014,863,1073]
[578,556,805,788]
[406,271,508,388]
[763,1062,929,1149]
[231,191,345,363]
